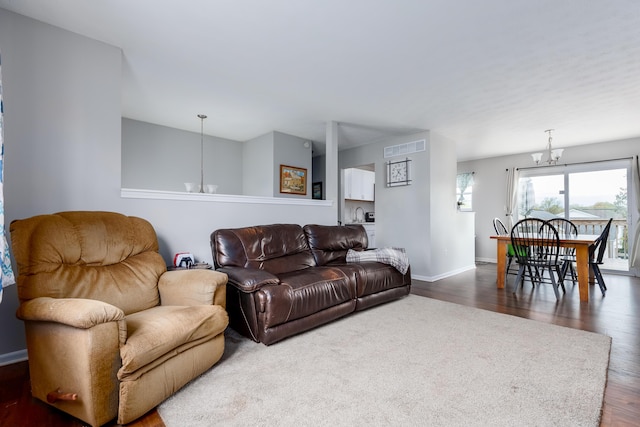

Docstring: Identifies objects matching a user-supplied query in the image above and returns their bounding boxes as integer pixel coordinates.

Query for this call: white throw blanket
[346,247,409,274]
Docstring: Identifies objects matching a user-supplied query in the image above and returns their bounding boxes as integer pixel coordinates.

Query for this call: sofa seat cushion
[257,267,354,329]
[331,262,408,298]
[119,305,228,378]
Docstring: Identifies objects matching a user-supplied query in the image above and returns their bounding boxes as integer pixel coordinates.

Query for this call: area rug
[158,295,611,426]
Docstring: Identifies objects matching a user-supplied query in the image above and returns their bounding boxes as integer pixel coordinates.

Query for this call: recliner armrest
[217,266,279,292]
[17,296,125,329]
[158,269,228,307]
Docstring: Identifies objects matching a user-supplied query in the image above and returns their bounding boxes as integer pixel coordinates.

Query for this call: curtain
[456,172,474,208]
[0,51,16,304]
[631,155,640,269]
[505,167,519,229]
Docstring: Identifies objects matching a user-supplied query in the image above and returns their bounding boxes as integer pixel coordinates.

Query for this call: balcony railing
[572,218,628,270]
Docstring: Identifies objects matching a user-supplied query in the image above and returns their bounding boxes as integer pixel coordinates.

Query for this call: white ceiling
[2,0,640,160]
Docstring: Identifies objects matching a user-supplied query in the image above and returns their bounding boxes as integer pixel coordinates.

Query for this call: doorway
[516,159,632,272]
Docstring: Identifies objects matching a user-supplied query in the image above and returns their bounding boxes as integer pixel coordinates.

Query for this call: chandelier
[531,129,563,166]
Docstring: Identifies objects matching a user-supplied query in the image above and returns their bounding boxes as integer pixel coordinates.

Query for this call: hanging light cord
[545,129,554,163]
[198,114,207,193]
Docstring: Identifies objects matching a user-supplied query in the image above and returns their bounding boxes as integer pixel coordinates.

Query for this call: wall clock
[387,158,412,187]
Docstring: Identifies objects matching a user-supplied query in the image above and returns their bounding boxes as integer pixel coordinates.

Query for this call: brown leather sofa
[211,223,410,345]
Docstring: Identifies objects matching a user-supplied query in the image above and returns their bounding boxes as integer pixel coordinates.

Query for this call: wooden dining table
[490,234,599,301]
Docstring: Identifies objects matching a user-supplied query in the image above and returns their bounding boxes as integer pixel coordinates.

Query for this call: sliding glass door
[517,160,631,272]
[518,174,565,219]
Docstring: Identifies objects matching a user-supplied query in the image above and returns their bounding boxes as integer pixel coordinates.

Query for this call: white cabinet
[362,224,376,248]
[344,168,375,201]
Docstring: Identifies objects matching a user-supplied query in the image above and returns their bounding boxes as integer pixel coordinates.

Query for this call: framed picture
[312,182,323,200]
[280,165,307,195]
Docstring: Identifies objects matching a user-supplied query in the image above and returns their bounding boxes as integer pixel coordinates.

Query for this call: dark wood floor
[0,362,165,426]
[1,263,638,426]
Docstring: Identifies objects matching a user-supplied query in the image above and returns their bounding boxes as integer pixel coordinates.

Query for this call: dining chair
[493,217,515,281]
[545,218,578,286]
[589,218,613,296]
[510,218,565,300]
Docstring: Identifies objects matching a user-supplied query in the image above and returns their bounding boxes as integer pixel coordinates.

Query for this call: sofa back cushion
[211,224,316,275]
[10,211,165,315]
[303,224,368,266]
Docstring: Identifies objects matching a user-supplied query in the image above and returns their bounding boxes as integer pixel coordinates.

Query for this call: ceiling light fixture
[197,114,207,193]
[532,129,563,166]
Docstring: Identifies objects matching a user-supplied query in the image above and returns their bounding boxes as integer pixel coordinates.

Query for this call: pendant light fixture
[532,129,564,166]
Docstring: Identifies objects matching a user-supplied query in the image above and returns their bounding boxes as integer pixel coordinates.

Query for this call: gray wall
[122,118,243,194]
[1,9,123,360]
[122,120,313,197]
[273,131,313,198]
[459,136,640,272]
[312,155,326,198]
[240,131,313,197]
[0,8,335,361]
[243,132,273,196]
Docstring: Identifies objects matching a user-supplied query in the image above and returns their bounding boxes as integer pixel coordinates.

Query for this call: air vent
[383,139,426,158]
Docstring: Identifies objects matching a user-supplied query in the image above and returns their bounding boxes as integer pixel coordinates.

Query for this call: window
[456,173,474,211]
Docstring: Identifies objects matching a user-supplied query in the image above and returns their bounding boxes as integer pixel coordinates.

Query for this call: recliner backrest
[10,211,165,314]
[211,224,316,275]
[303,224,368,266]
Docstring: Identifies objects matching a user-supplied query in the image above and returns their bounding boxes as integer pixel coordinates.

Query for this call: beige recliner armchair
[10,211,229,426]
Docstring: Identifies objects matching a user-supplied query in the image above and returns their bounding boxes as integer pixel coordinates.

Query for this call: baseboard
[0,349,28,367]
[476,257,497,264]
[412,264,476,282]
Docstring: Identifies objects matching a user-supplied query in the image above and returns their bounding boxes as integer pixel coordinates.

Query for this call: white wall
[339,132,475,281]
[459,137,640,274]
[429,132,476,279]
[0,8,336,359]
[122,118,243,194]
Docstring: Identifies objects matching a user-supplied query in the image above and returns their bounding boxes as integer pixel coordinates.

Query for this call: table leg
[575,245,590,302]
[496,240,506,289]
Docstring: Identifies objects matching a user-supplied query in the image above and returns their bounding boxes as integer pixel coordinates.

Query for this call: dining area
[490,217,613,302]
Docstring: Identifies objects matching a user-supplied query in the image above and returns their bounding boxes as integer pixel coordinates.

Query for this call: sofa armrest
[17,297,126,338]
[158,269,228,307]
[217,266,279,292]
